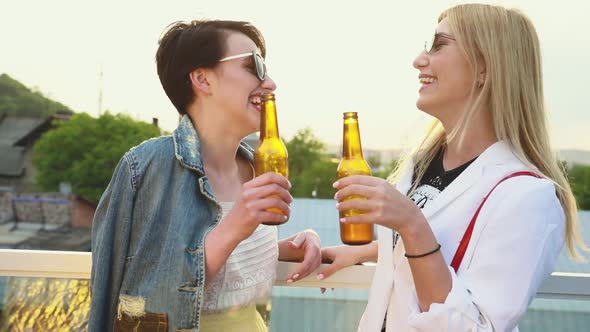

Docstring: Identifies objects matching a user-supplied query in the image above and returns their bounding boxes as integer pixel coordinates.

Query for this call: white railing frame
[0,249,588,301]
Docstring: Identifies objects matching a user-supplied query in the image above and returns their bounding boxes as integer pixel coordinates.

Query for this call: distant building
[0,112,71,191]
[558,149,590,166]
[0,112,93,241]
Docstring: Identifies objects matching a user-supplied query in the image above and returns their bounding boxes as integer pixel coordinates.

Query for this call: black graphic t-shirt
[409,148,477,210]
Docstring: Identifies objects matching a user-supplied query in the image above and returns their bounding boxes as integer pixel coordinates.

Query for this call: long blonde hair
[390,4,587,259]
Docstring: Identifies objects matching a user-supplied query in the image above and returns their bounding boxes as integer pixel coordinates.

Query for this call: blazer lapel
[404,141,515,221]
[420,160,484,220]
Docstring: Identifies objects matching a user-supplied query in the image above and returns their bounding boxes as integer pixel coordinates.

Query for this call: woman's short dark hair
[156,20,266,114]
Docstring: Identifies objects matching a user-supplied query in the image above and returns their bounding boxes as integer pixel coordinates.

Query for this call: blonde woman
[320,4,586,331]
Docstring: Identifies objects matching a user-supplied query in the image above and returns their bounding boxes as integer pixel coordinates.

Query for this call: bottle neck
[342,117,363,159]
[260,99,279,139]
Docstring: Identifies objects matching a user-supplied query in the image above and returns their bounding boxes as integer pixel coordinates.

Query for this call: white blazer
[358,141,565,332]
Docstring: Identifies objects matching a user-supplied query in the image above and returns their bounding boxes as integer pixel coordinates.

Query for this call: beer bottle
[254,92,289,225]
[337,112,373,245]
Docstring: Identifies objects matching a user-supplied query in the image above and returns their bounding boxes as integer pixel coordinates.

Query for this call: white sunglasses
[219,50,267,81]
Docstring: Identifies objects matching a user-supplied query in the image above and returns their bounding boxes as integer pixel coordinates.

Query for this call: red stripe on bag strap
[450,171,541,273]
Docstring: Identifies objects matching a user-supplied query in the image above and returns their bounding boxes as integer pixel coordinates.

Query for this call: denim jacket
[89,115,255,331]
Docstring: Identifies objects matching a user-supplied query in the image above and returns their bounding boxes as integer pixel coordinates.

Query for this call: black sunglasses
[219,50,267,81]
[424,33,456,54]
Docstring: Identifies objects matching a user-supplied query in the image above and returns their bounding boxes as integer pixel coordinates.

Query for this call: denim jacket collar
[173,114,255,175]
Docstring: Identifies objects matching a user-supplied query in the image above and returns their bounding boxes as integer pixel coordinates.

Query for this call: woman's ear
[479,71,486,85]
[189,69,212,95]
[475,65,487,88]
[478,63,487,84]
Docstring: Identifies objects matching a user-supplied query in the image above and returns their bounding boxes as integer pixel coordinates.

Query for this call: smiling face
[208,31,277,135]
[412,18,475,127]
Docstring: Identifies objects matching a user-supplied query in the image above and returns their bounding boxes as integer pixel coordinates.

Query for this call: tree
[0,73,73,117]
[568,164,590,210]
[285,127,325,177]
[290,157,339,199]
[33,112,161,204]
[284,128,339,198]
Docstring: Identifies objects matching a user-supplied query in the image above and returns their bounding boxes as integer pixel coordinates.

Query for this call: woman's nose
[413,51,429,69]
[261,75,277,91]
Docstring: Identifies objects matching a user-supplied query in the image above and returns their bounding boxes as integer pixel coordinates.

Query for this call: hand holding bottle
[224,172,292,242]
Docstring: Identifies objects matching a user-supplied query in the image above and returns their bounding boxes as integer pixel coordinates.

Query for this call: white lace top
[202,201,278,313]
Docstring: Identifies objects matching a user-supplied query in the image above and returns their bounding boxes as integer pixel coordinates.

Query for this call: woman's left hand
[334,175,425,233]
[279,229,322,283]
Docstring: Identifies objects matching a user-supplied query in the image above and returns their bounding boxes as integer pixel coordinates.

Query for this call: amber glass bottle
[254,92,289,225]
[337,112,373,245]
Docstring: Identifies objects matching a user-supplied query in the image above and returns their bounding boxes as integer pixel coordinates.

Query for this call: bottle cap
[261,92,275,101]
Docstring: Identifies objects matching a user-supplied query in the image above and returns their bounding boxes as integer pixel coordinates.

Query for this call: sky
[1,0,589,151]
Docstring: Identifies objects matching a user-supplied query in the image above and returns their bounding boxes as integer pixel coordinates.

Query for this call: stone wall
[7,192,70,227]
[0,191,94,229]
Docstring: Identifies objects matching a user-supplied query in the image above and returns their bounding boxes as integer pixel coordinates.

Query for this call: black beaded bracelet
[404,243,441,259]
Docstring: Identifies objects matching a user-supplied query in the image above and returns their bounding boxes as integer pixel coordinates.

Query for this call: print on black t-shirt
[391,148,477,249]
[409,148,477,210]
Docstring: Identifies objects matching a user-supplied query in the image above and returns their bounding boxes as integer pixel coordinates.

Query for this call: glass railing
[1,249,589,331]
[520,297,590,331]
[0,276,89,331]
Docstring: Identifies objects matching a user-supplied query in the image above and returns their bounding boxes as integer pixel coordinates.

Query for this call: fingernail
[339,218,346,223]
[333,193,338,200]
[317,274,324,280]
[292,273,299,280]
[287,279,293,284]
[283,215,288,220]
[335,203,340,209]
[332,181,339,188]
[288,180,292,188]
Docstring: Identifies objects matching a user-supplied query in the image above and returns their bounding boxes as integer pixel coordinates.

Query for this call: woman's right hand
[317,245,372,294]
[225,172,292,242]
[317,244,371,281]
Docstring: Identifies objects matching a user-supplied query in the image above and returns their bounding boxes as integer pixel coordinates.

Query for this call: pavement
[0,221,90,251]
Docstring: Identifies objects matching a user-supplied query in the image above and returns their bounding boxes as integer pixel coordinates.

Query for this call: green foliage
[285,127,325,178]
[33,112,161,204]
[290,157,339,199]
[568,164,590,210]
[0,73,74,117]
[285,128,338,198]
